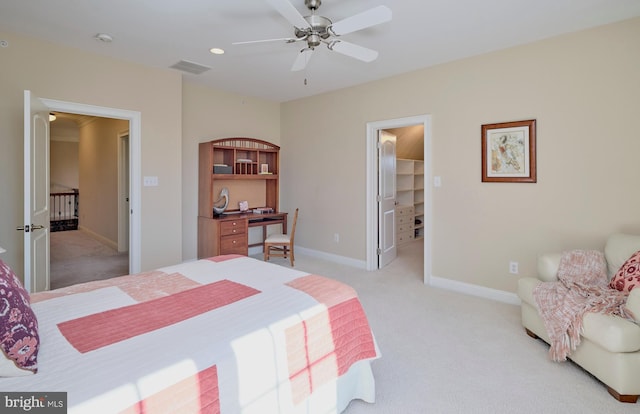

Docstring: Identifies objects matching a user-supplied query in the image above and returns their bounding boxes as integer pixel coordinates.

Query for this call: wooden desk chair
[264,208,298,266]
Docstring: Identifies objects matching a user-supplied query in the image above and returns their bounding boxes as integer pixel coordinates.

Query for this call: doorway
[49,114,131,288]
[365,115,432,283]
[40,97,141,281]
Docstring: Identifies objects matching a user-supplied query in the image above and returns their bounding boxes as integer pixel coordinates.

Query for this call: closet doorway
[365,115,432,283]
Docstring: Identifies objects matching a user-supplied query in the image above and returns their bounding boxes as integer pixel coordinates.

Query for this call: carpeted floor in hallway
[50,229,129,289]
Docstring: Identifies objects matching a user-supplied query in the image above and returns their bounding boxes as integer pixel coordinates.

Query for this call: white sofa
[517,233,640,403]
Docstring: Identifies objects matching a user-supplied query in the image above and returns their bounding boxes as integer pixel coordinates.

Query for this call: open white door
[378,130,397,268]
[21,90,50,293]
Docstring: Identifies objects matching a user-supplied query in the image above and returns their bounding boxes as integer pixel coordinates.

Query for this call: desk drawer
[220,220,247,236]
[220,234,248,255]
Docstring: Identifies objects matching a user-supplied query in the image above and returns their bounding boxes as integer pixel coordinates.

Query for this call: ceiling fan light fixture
[307,34,322,47]
[247,0,392,71]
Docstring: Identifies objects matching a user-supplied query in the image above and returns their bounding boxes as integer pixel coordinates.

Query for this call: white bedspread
[2,256,380,414]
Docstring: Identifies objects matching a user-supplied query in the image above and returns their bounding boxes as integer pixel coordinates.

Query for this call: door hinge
[376,195,381,202]
[376,248,381,255]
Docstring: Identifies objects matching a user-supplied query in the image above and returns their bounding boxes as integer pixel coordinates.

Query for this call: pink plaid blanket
[533,250,632,361]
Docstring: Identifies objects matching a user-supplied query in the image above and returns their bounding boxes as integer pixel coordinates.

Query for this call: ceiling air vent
[170,60,211,75]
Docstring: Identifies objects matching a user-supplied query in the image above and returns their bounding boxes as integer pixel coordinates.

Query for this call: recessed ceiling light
[94,33,113,43]
[209,47,225,55]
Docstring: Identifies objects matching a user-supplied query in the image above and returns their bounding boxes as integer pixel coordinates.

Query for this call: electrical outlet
[509,261,519,274]
[334,233,340,243]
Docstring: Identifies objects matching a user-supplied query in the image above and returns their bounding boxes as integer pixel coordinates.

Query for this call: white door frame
[42,98,141,274]
[365,115,432,282]
[117,131,130,253]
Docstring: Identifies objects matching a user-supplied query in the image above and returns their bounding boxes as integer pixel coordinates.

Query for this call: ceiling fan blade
[291,48,314,71]
[328,40,378,62]
[233,37,297,45]
[329,5,392,36]
[266,0,311,29]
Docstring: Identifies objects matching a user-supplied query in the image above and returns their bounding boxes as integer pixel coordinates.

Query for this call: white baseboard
[429,275,521,305]
[295,246,367,269]
[296,246,519,305]
[246,244,520,306]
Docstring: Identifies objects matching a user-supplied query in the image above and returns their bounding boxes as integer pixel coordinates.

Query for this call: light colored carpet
[50,230,129,289]
[48,235,637,412]
[260,240,638,414]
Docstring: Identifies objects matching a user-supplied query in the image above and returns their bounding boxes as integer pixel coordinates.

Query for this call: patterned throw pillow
[609,250,640,292]
[0,259,39,376]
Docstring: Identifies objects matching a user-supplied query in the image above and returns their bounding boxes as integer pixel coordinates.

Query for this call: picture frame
[260,163,269,174]
[481,119,536,183]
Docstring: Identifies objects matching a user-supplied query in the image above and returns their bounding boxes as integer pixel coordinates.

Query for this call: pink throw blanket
[533,250,633,361]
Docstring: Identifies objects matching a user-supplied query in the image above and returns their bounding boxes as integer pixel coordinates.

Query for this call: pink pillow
[609,250,640,292]
[0,259,39,375]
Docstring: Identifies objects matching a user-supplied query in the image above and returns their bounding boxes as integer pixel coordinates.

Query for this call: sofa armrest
[517,277,542,308]
[537,253,562,282]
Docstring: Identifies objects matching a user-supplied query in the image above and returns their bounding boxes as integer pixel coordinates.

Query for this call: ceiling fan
[234,0,392,71]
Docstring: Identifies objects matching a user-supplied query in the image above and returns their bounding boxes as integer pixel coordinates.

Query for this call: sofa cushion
[581,311,640,353]
[609,250,640,292]
[604,234,640,278]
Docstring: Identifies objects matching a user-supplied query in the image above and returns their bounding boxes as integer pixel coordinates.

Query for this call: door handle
[16,224,45,233]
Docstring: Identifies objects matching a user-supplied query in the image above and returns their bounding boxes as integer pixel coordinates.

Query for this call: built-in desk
[197,211,288,259]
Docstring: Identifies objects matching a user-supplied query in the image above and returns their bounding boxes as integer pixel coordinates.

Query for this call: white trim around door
[41,98,142,274]
[365,115,432,284]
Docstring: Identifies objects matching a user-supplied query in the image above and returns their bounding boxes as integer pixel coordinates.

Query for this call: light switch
[143,176,159,186]
[434,176,442,187]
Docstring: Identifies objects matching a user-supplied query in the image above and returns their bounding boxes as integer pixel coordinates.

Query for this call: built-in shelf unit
[396,158,424,244]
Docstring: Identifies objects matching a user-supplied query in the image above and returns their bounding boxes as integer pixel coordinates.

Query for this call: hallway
[50,230,129,289]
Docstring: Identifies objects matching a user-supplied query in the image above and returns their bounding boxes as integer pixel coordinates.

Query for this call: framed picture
[481,119,536,183]
[260,163,269,174]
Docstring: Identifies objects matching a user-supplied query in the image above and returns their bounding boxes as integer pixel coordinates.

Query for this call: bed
[1,255,380,413]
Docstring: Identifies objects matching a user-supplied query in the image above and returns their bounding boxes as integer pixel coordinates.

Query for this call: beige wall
[50,141,79,190]
[181,83,281,261]
[2,18,639,297]
[280,18,640,293]
[0,31,183,277]
[78,118,128,245]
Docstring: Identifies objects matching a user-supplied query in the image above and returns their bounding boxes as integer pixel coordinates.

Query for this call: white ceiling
[1,0,639,103]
